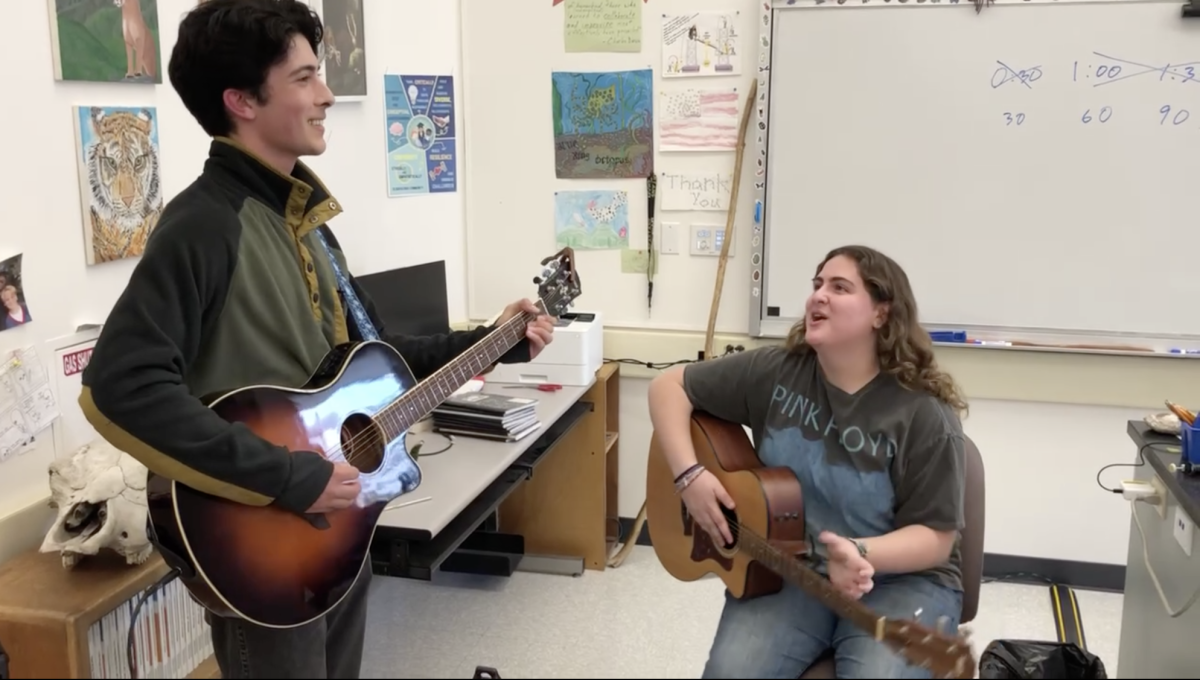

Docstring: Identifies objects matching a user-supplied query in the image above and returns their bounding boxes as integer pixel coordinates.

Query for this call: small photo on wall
[72,106,165,266]
[0,254,32,332]
[48,0,163,84]
[322,0,367,99]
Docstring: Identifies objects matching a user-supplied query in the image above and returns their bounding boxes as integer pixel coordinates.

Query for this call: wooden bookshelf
[498,362,621,571]
[0,548,218,678]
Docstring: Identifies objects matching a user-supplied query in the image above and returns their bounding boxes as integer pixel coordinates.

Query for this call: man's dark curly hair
[169,0,325,137]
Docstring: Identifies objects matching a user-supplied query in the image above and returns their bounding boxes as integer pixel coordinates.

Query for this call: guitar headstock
[533,247,582,317]
[880,616,976,679]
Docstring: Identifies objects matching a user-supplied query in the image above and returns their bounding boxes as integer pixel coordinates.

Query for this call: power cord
[1095,440,1177,493]
[127,567,181,680]
[604,357,694,371]
[411,432,455,458]
[1124,487,1200,618]
[602,345,746,372]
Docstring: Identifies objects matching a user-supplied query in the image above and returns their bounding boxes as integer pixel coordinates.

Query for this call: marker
[1170,348,1200,355]
[971,340,1012,347]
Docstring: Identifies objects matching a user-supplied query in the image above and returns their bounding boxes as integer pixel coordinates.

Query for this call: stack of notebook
[431,392,542,442]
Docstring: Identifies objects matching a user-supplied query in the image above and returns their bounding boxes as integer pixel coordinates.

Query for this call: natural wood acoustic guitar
[645,412,976,679]
[145,249,582,629]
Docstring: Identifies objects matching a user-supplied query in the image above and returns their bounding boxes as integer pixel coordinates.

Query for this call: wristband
[673,463,703,484]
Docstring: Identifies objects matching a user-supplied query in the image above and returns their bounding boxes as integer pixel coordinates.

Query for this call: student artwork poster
[383,75,458,197]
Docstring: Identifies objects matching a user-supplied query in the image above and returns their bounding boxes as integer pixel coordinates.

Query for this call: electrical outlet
[1174,506,1194,557]
[660,222,680,255]
[1151,475,1167,517]
[690,223,735,257]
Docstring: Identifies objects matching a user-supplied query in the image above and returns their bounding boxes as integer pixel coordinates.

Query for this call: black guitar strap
[0,635,10,679]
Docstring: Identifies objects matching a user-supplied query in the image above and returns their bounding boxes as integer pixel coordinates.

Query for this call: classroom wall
[0,0,468,564]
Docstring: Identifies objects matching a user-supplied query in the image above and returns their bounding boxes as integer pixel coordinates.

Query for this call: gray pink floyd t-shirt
[681,346,967,592]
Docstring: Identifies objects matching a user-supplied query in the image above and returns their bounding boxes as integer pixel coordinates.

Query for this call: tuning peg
[533,276,543,285]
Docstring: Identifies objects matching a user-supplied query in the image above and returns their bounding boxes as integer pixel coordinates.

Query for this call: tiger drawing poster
[71,106,164,266]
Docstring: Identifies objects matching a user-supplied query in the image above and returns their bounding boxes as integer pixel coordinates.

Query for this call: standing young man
[78,1,555,677]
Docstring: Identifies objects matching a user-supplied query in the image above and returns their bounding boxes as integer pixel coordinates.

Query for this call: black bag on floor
[979,639,1108,679]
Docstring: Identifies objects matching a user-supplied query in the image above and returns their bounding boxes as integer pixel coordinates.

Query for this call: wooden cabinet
[498,362,621,571]
[0,548,218,679]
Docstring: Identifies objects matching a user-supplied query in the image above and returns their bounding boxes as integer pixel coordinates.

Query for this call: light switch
[690,223,735,257]
[660,222,680,255]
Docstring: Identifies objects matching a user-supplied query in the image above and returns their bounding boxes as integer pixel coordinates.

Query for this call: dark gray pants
[208,561,372,679]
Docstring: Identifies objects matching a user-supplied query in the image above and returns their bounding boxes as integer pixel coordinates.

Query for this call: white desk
[379,379,592,536]
[370,378,597,579]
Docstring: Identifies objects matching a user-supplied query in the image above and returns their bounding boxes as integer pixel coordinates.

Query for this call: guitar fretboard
[372,307,546,442]
[741,531,883,635]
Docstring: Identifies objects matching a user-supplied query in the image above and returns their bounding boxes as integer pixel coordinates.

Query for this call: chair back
[959,434,986,625]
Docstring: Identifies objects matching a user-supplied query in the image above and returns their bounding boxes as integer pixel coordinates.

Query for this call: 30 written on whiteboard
[661,172,733,212]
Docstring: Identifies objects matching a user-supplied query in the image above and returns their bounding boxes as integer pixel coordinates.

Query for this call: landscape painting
[48,0,163,83]
[552,69,654,179]
[72,106,165,266]
[553,190,630,250]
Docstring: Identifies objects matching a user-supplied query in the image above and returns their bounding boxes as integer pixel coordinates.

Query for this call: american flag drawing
[659,88,740,152]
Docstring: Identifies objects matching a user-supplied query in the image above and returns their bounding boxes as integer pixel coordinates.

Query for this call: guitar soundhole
[719,505,740,553]
[340,413,385,473]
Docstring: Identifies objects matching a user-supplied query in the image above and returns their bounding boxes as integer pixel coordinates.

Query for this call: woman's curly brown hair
[783,245,969,417]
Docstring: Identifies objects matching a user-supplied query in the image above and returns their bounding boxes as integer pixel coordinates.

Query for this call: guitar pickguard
[300,342,424,508]
[681,499,734,570]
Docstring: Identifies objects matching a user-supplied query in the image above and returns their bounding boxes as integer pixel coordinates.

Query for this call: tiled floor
[362,546,1123,679]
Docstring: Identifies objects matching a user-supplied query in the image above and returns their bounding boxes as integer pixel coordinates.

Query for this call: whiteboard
[751,0,1200,349]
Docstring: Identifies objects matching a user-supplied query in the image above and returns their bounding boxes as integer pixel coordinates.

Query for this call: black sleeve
[80,210,332,516]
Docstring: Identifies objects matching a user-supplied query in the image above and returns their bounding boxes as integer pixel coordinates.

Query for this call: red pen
[503,384,562,392]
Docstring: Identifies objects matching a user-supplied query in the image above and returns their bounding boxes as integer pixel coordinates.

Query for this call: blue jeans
[701,573,963,679]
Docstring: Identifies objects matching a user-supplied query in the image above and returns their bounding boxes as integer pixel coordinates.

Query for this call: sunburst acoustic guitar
[645,412,976,680]
[146,249,583,629]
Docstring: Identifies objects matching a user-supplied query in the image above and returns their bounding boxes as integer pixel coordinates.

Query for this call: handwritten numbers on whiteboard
[1002,112,1026,126]
[1081,107,1112,124]
[1160,105,1190,126]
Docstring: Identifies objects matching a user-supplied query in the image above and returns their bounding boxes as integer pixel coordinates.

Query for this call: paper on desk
[0,346,60,462]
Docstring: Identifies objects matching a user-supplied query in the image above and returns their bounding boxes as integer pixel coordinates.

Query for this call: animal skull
[40,439,153,569]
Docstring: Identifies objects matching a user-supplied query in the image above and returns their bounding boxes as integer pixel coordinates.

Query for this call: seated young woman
[648,245,969,680]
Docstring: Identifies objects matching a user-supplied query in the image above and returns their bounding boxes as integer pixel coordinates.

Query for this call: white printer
[486,311,603,387]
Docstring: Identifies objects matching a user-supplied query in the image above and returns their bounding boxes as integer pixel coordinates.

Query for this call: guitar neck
[377,310,537,438]
[742,533,885,636]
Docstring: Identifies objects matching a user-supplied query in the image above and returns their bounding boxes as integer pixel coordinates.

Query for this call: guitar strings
[709,515,973,678]
[322,290,565,470]
[708,513,970,648]
[331,310,532,469]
